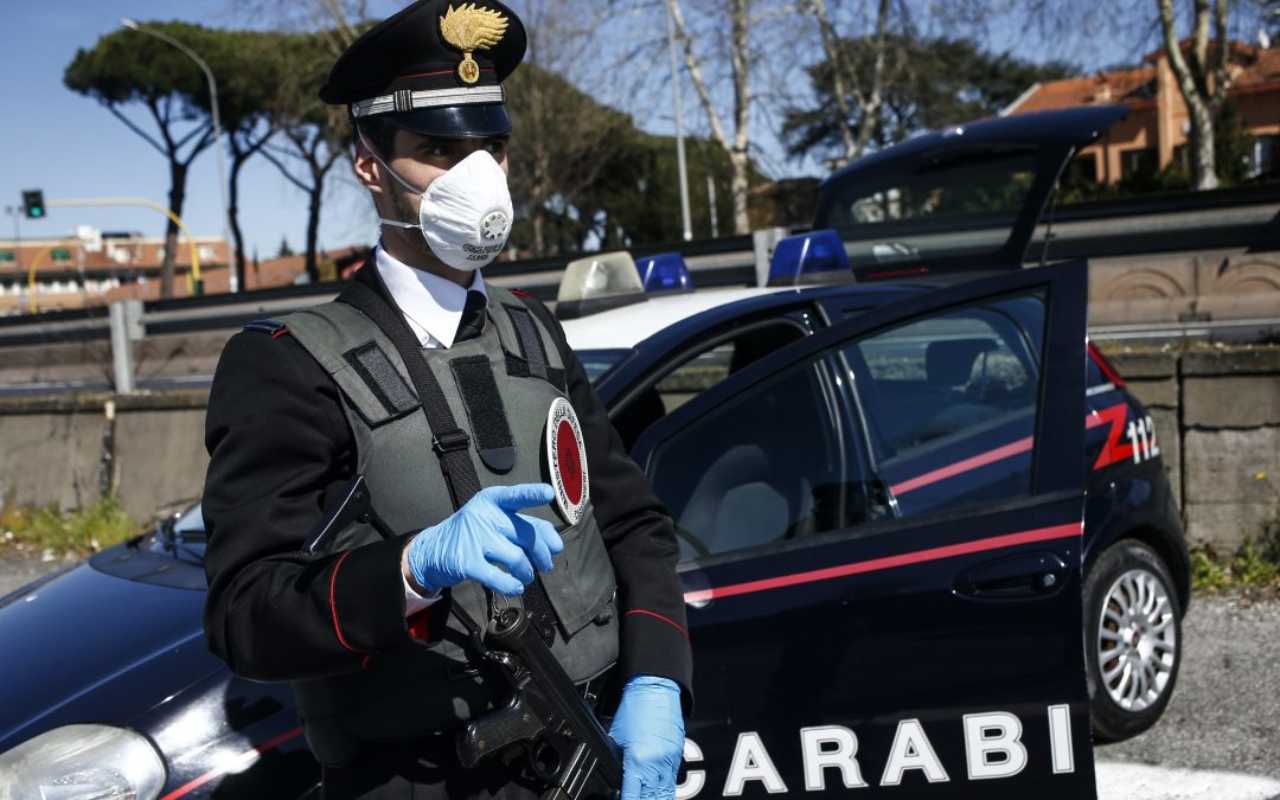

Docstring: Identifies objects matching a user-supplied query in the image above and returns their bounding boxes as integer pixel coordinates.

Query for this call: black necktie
[454,290,487,343]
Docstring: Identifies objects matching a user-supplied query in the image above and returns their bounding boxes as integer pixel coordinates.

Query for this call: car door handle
[954,551,1068,600]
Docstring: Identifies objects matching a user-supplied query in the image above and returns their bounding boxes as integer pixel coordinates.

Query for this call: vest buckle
[432,429,472,455]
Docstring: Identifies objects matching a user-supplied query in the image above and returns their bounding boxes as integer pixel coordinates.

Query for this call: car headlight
[0,724,166,800]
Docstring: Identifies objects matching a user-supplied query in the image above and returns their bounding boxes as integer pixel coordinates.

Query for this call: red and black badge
[544,397,588,526]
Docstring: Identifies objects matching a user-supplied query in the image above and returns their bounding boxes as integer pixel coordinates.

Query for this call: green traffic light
[21,189,45,220]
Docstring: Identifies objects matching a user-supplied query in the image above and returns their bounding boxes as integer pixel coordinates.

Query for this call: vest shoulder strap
[279,303,419,427]
[487,287,567,386]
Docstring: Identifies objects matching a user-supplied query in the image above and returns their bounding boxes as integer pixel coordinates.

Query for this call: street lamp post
[121,18,236,293]
[664,3,694,242]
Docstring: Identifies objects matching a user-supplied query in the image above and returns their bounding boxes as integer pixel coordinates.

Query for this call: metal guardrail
[1,185,1275,353]
[1088,316,1280,343]
[2,315,1275,399]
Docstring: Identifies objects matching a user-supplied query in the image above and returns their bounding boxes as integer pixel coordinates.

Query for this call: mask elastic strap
[357,127,426,229]
[378,218,420,230]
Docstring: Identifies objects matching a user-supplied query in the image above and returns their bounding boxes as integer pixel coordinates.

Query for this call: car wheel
[1084,539,1182,742]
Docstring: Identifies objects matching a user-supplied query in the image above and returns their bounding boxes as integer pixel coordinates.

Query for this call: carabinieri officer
[200,2,692,797]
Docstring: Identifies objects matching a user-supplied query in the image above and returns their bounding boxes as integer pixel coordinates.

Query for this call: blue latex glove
[405,483,564,597]
[608,676,685,800]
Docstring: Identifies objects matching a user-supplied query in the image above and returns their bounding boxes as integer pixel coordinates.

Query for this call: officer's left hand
[608,675,684,800]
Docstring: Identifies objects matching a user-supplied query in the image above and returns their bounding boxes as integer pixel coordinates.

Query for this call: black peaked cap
[320,0,526,138]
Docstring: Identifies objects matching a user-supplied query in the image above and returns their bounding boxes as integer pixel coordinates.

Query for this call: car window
[645,356,877,561]
[576,349,631,383]
[614,319,807,450]
[845,292,1044,517]
[822,147,1038,272]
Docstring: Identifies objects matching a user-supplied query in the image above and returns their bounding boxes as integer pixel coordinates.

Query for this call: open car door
[631,260,1093,798]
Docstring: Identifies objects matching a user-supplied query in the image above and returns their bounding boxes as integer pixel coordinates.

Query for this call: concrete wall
[0,393,208,522]
[0,403,106,512]
[1087,247,1280,326]
[1109,346,1280,550]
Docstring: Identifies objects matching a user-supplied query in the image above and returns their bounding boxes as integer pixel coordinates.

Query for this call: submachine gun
[305,476,623,800]
[453,602,623,800]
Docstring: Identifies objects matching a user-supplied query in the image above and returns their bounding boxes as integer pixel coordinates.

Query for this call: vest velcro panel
[343,342,419,419]
[450,355,516,474]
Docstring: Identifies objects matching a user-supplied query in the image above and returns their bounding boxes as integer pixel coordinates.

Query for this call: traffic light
[21,190,45,220]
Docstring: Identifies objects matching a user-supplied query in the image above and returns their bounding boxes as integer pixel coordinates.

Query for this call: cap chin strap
[357,127,426,231]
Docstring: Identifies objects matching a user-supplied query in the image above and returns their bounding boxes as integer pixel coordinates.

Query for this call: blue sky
[0,0,404,260]
[0,0,1142,260]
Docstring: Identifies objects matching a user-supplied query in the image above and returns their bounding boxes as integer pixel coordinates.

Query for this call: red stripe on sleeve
[328,551,361,653]
[407,607,433,642]
[625,608,689,639]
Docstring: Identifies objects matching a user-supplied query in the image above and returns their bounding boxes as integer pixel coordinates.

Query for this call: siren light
[635,252,693,293]
[766,229,850,286]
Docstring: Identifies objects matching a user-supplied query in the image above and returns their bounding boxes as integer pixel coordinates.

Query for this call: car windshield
[576,349,631,383]
[173,504,205,537]
[147,504,206,563]
[819,145,1039,270]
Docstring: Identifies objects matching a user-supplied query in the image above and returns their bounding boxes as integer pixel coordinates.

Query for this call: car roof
[562,286,794,350]
[561,281,919,351]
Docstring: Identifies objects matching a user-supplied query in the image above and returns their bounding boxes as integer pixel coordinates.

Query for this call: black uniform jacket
[201,264,693,707]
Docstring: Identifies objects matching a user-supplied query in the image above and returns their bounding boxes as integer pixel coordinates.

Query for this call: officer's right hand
[404,483,564,597]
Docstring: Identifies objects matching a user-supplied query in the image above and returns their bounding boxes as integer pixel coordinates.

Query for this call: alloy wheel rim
[1097,568,1177,712]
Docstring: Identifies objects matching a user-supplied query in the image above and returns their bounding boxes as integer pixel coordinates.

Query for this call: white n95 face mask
[362,133,514,272]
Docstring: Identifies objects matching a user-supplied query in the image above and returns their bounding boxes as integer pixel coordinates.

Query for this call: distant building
[242,246,374,288]
[0,231,229,313]
[0,233,374,314]
[1004,41,1280,185]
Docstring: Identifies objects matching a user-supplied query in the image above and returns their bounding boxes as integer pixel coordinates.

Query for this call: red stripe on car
[682,522,1080,604]
[160,726,304,800]
[891,436,1034,495]
[888,404,1126,498]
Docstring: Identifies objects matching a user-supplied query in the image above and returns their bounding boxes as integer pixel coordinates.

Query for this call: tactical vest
[279,286,619,767]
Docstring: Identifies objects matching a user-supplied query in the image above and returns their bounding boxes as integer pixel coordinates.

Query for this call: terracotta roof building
[0,231,230,313]
[1004,41,1280,185]
[0,229,373,314]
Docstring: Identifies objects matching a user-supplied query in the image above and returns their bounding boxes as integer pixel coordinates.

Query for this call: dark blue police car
[0,105,1187,799]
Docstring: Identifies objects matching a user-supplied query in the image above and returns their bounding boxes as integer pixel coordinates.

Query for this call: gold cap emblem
[440,3,509,85]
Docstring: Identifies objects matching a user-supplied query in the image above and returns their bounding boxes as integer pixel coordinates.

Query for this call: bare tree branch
[146,97,177,153]
[317,0,359,44]
[173,120,213,153]
[1212,0,1232,100]
[260,144,312,192]
[666,0,733,152]
[1157,0,1229,189]
[804,0,857,161]
[105,106,167,156]
[178,125,217,168]
[664,0,756,233]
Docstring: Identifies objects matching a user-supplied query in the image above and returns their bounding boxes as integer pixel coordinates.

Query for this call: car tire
[1084,539,1183,743]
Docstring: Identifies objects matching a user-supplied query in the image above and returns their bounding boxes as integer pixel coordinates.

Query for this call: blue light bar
[636,252,694,293]
[767,229,850,286]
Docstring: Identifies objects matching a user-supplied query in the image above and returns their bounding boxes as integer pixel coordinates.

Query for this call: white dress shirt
[375,245,489,616]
